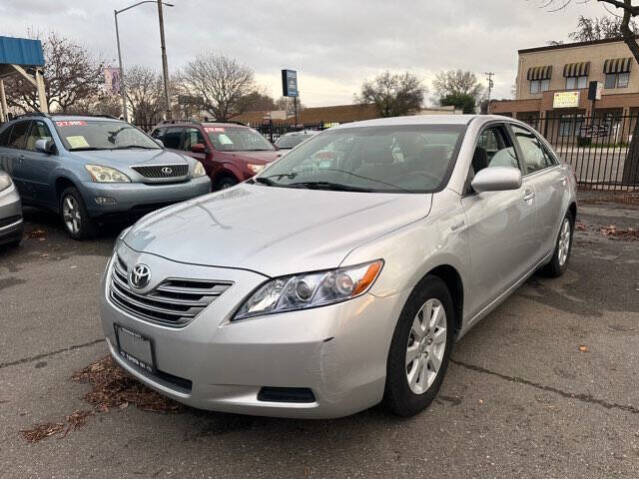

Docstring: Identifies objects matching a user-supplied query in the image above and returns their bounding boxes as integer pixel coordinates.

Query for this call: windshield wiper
[254,177,279,186]
[69,147,103,151]
[288,181,373,192]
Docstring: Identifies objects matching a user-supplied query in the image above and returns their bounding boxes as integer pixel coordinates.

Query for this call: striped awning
[603,57,633,74]
[527,65,552,81]
[563,62,590,77]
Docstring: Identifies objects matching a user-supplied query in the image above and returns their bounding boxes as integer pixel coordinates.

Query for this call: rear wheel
[541,210,574,278]
[383,276,454,417]
[60,187,95,240]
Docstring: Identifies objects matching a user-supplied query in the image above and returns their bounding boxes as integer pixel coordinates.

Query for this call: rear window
[205,126,274,152]
[8,121,30,149]
[0,124,13,147]
[275,134,313,149]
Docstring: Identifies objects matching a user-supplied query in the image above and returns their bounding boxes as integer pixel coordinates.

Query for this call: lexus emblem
[161,167,173,176]
[130,264,151,289]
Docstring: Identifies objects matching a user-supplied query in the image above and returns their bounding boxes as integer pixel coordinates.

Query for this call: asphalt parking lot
[1,197,638,478]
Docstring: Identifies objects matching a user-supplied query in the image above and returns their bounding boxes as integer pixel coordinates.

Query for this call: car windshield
[256,124,465,193]
[205,126,274,152]
[54,120,160,151]
[275,134,312,149]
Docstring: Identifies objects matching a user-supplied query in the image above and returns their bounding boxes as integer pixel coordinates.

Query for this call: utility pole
[114,9,128,122]
[484,72,495,113]
[157,0,172,120]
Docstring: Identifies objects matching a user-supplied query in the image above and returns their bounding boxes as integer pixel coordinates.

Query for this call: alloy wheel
[405,298,447,395]
[557,218,571,267]
[62,195,82,235]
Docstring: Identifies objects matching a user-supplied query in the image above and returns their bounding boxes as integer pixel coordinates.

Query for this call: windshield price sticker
[56,121,87,127]
[205,127,225,133]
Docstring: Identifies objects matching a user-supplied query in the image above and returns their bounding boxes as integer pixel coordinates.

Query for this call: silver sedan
[100,115,577,419]
[0,170,23,248]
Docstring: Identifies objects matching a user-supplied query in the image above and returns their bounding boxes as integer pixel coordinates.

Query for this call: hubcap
[406,298,447,395]
[62,195,81,235]
[557,218,571,267]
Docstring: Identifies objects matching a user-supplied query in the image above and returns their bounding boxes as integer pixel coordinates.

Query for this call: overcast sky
[0,0,613,107]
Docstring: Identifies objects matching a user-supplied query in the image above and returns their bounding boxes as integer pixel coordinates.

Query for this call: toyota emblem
[161,167,173,176]
[130,264,151,289]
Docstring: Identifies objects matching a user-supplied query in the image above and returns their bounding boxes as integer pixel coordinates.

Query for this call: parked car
[0,114,211,239]
[274,130,319,151]
[0,170,23,248]
[101,115,577,419]
[151,121,280,190]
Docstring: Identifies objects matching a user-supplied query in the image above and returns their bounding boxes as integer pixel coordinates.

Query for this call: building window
[605,72,629,89]
[566,76,588,90]
[530,79,550,94]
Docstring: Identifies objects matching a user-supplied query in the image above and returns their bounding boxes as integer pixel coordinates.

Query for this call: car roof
[333,114,487,130]
[154,121,249,129]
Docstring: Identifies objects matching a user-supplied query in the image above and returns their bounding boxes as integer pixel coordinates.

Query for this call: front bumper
[0,183,23,246]
[100,244,403,418]
[81,176,211,219]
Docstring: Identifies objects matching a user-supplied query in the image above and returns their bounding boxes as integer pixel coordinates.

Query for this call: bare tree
[4,32,104,113]
[356,71,426,117]
[239,90,277,112]
[540,0,639,185]
[64,93,122,118]
[123,66,165,126]
[181,53,255,121]
[569,14,637,41]
[432,70,484,102]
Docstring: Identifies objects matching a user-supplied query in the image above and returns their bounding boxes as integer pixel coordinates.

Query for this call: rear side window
[511,125,554,174]
[0,124,13,146]
[25,120,54,151]
[7,121,30,149]
[162,127,182,149]
[151,128,164,141]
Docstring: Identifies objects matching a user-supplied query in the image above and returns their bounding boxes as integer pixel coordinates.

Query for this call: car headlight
[234,260,383,320]
[0,174,12,192]
[247,163,265,175]
[86,165,131,183]
[193,161,206,178]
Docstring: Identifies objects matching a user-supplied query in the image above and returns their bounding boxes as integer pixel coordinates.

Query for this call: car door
[4,121,32,200]
[509,124,566,260]
[22,120,59,208]
[461,123,537,318]
[0,123,14,173]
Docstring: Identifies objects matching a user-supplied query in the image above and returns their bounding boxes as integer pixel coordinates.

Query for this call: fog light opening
[95,196,117,206]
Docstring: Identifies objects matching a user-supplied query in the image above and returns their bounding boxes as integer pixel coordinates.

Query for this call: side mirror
[191,143,206,154]
[154,138,164,148]
[471,166,522,193]
[35,138,56,154]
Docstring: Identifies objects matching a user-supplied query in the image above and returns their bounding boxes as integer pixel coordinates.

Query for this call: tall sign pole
[484,72,495,113]
[114,10,128,122]
[157,0,172,120]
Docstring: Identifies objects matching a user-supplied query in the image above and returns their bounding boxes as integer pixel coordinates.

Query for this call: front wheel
[541,211,574,278]
[383,275,454,417]
[214,175,238,190]
[60,187,96,240]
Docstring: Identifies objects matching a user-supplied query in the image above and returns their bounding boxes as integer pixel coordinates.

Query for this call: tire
[541,210,574,278]
[383,275,455,417]
[59,187,96,240]
[214,175,238,190]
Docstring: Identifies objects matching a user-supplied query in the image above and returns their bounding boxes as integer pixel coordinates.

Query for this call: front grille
[132,164,188,178]
[0,215,21,228]
[109,256,232,327]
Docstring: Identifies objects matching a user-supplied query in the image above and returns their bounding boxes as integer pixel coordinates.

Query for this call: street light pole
[114,10,128,122]
[157,0,172,120]
[114,1,174,124]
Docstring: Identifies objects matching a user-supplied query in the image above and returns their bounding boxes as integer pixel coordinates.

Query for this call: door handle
[451,221,465,231]
[523,189,535,202]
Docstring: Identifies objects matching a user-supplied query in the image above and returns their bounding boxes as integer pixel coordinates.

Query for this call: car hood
[123,184,432,277]
[221,150,280,164]
[69,149,191,168]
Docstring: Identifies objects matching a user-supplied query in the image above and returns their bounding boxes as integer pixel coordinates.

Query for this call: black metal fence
[254,122,327,144]
[520,113,639,192]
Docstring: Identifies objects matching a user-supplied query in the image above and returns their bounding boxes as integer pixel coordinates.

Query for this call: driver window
[467,124,520,194]
[183,128,205,151]
[26,121,53,151]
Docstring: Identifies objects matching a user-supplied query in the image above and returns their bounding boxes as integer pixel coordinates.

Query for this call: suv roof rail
[14,112,50,120]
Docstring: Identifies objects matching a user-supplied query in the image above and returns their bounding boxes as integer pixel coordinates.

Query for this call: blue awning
[0,36,45,67]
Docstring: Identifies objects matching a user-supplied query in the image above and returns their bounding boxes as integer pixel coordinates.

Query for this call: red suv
[151,121,280,190]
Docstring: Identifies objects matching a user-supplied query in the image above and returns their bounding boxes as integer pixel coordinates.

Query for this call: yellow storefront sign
[553,91,580,109]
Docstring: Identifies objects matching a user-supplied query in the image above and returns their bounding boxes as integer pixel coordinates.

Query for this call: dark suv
[151,121,280,190]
